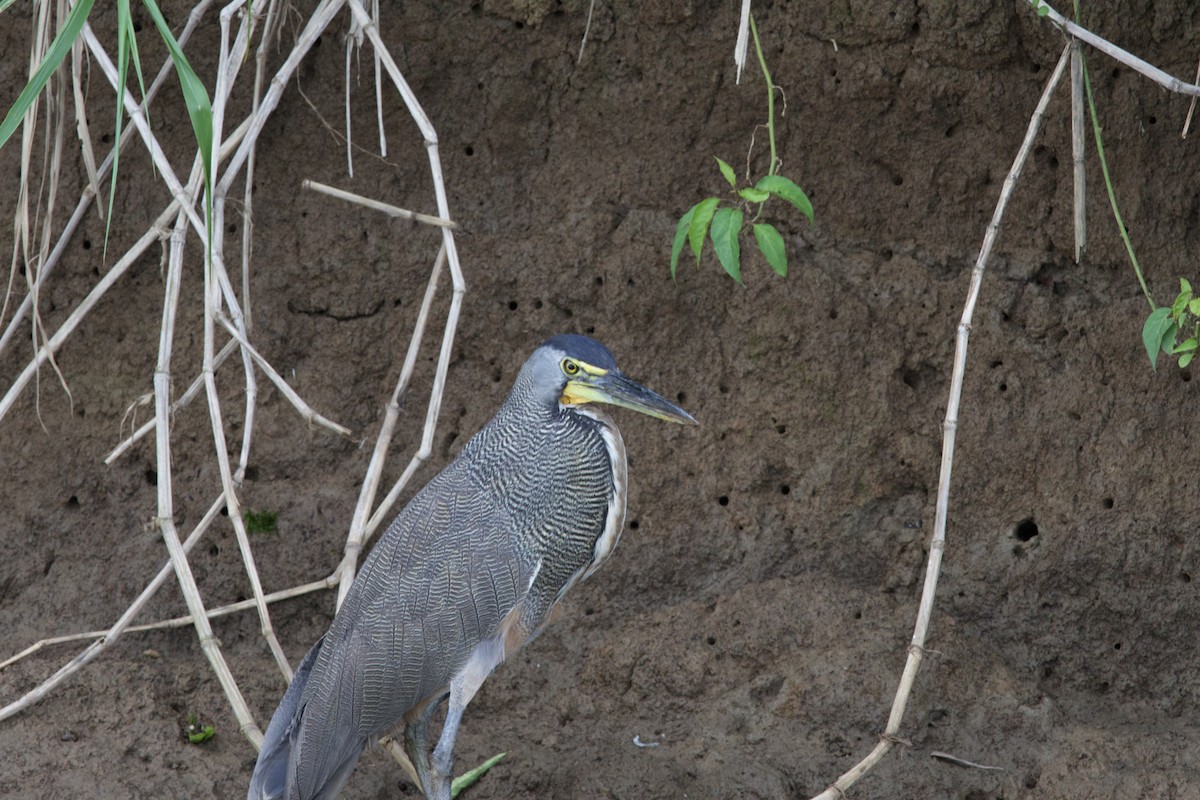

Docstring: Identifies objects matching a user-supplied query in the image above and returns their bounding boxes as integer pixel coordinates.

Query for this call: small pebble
[143,648,160,659]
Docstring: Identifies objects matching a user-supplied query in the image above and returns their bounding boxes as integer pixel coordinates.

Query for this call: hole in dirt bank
[507,300,518,311]
[629,520,639,530]
[1182,372,1192,383]
[676,391,687,404]
[82,239,91,250]
[1102,497,1113,509]
[1013,518,1038,541]
[779,484,790,495]
[706,636,716,646]
[776,424,786,435]
[65,495,79,510]
[209,544,220,558]
[464,145,474,156]
[829,309,839,320]
[998,382,1007,392]
[533,299,543,309]
[1113,642,1122,650]
[1025,774,1040,789]
[1180,572,1192,583]
[144,469,157,486]
[717,495,729,507]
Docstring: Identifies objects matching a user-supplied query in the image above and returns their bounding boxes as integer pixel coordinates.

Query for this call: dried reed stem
[1071,39,1086,262]
[302,180,458,228]
[333,0,467,613]
[1039,3,1200,97]
[809,43,1073,800]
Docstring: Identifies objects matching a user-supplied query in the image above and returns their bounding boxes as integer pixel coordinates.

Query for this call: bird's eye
[561,359,580,376]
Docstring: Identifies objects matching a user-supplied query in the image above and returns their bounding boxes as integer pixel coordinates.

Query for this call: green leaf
[715,157,737,189]
[738,187,770,203]
[1143,306,1173,369]
[1181,351,1196,368]
[1182,277,1194,295]
[1172,290,1192,319]
[1160,322,1179,354]
[143,0,214,255]
[710,207,744,284]
[1188,298,1200,316]
[688,197,720,266]
[754,174,814,223]
[753,223,787,277]
[1175,338,1199,353]
[0,0,95,152]
[670,206,696,280]
[451,752,506,798]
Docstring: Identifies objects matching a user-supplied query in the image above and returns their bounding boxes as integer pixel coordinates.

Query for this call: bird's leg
[404,691,448,799]
[429,643,501,800]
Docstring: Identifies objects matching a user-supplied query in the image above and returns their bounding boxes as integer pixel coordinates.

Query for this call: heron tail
[247,636,325,800]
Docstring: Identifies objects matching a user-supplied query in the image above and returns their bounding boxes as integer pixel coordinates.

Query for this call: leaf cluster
[1143,278,1200,369]
[670,157,813,284]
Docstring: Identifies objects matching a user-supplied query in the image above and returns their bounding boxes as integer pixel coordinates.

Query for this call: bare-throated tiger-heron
[247,334,697,800]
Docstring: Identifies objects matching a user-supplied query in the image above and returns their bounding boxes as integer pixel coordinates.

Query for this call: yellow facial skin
[559,358,697,426]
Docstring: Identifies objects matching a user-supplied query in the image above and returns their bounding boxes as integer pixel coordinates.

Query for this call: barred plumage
[248,334,695,800]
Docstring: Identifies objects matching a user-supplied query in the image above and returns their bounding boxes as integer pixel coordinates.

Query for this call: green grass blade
[451,751,506,798]
[142,0,214,253]
[715,156,737,189]
[671,205,696,280]
[711,207,743,284]
[0,0,95,152]
[755,175,814,223]
[105,0,135,252]
[753,222,787,277]
[688,197,719,266]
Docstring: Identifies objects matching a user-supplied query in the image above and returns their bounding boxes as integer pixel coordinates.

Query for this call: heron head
[521,334,697,425]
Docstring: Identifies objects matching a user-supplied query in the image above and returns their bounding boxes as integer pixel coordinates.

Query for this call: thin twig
[1183,56,1200,138]
[809,43,1073,800]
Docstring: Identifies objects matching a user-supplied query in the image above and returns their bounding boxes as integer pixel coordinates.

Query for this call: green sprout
[184,713,215,744]
[242,509,279,535]
[670,14,813,284]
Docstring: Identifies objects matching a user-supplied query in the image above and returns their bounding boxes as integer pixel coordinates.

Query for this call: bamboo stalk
[809,42,1073,800]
